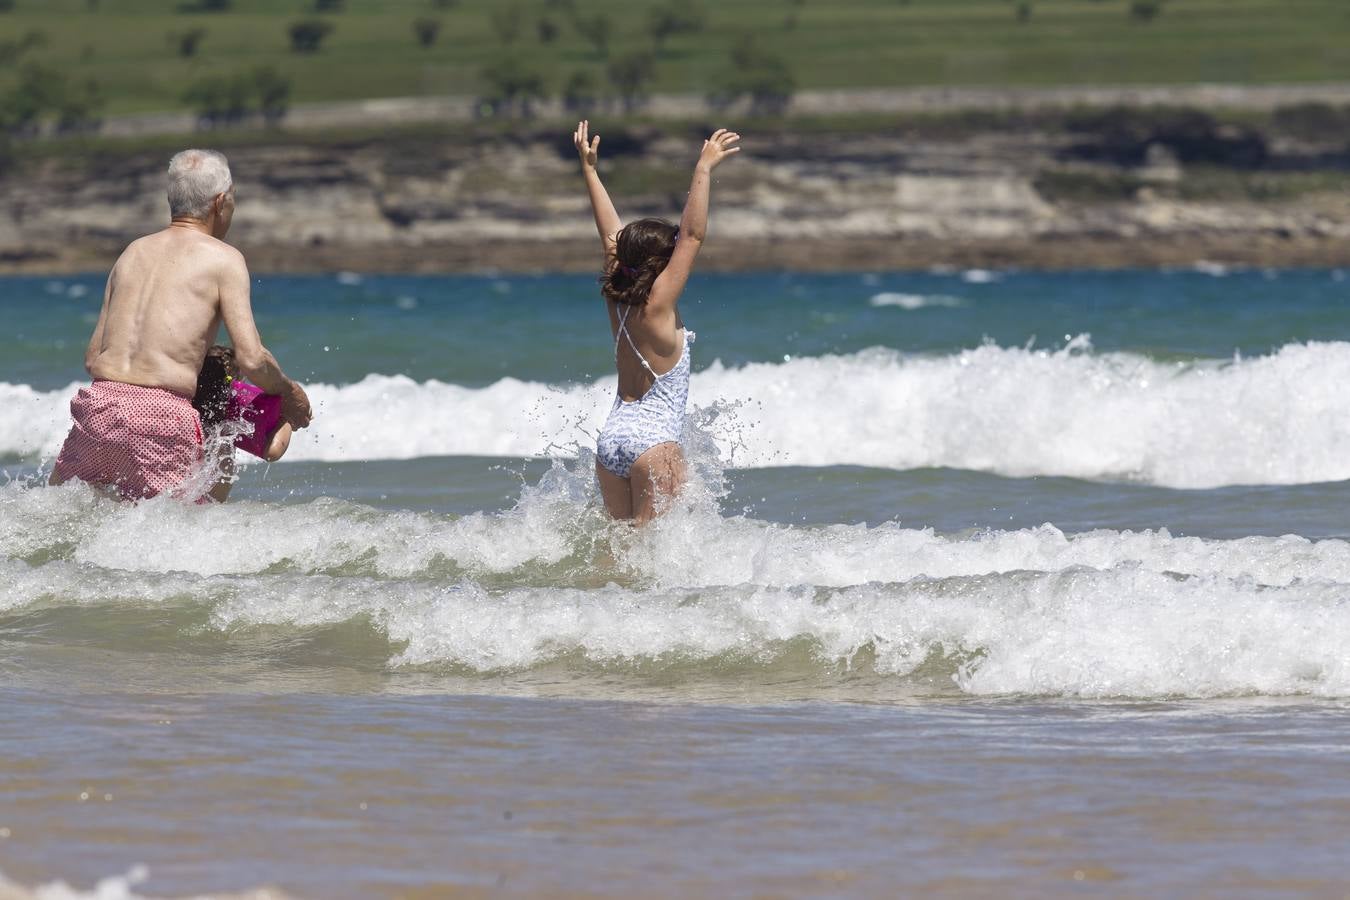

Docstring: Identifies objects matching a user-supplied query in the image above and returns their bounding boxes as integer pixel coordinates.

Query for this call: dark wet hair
[193,345,236,428]
[601,217,679,307]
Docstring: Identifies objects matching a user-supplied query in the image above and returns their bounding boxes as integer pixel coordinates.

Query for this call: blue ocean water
[1,268,1348,898]
[9,267,1350,390]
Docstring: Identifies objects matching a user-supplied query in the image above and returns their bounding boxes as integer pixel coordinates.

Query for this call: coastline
[6,234,1347,277]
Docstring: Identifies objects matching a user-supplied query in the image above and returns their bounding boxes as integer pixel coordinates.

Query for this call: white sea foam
[200,567,1350,698]
[868,292,966,310]
[5,547,1348,699]
[0,867,153,900]
[0,866,286,900]
[385,572,1350,698]
[10,339,1350,487]
[10,475,1350,588]
[2,479,1349,699]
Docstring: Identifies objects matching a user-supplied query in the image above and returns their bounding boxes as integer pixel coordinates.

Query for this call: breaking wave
[3,465,1348,699]
[8,339,1350,488]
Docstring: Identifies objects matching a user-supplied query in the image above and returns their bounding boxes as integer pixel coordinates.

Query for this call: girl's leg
[207,448,237,503]
[596,459,634,520]
[629,442,685,525]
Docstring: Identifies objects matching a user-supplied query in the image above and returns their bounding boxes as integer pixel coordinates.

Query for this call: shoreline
[5,234,1347,277]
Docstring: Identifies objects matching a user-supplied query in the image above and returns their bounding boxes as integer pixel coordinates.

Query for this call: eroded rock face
[2,128,1348,272]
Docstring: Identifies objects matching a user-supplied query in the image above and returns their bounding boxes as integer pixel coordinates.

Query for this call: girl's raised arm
[574,120,622,261]
[649,128,741,311]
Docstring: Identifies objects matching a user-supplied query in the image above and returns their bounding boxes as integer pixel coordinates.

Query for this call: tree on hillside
[537,16,560,44]
[562,69,601,114]
[0,30,47,67]
[183,67,292,129]
[573,13,611,58]
[607,51,655,113]
[183,74,250,128]
[0,63,104,135]
[0,66,55,135]
[744,58,795,115]
[179,0,232,11]
[169,27,208,58]
[288,19,334,53]
[431,0,457,8]
[479,55,547,118]
[709,34,795,116]
[0,0,15,12]
[648,2,705,54]
[252,66,290,125]
[313,0,344,11]
[413,17,441,48]
[55,77,104,134]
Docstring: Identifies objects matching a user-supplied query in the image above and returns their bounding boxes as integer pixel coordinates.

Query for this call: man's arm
[218,251,313,429]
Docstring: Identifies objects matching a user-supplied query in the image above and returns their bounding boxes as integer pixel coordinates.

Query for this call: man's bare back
[88,227,239,398]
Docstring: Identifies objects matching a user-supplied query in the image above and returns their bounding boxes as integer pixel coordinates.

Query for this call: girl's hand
[574,119,600,169]
[697,128,741,172]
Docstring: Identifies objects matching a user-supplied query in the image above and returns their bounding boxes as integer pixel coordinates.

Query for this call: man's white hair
[166,149,232,220]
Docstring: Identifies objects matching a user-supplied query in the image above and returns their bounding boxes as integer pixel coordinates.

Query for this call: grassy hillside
[0,0,1347,115]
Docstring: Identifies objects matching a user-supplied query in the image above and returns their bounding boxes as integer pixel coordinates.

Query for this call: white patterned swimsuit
[596,305,695,479]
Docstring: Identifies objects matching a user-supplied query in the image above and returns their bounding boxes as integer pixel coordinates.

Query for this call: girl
[573,120,740,523]
[193,345,293,503]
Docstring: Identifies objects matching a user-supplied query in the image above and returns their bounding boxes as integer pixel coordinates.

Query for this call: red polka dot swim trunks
[52,380,204,501]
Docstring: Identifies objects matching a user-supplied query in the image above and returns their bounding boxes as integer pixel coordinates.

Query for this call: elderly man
[50,148,311,500]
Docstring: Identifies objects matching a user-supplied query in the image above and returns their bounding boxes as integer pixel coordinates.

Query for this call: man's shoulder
[117,232,157,259]
[188,234,249,281]
[208,240,248,273]
[178,231,244,264]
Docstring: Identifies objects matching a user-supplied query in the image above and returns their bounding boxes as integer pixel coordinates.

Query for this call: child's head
[193,345,237,428]
[601,218,679,306]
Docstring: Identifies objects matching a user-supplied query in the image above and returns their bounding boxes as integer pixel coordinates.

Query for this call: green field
[1,0,1348,116]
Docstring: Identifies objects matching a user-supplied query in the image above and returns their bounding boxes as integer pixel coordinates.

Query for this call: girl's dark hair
[193,345,236,428]
[601,218,679,306]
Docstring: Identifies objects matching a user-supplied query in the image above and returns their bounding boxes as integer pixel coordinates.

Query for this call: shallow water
[3,690,1348,899]
[1,269,1348,897]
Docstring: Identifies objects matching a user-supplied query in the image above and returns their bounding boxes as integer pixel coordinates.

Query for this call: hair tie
[620,265,638,277]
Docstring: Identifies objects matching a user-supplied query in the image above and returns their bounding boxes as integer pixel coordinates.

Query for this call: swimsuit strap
[615,305,657,376]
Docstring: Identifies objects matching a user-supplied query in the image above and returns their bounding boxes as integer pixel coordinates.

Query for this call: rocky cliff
[3,116,1349,273]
